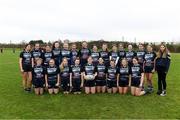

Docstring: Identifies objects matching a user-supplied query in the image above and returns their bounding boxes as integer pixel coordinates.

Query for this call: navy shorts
[72,79,81,92]
[84,80,95,87]
[33,78,45,88]
[61,78,70,91]
[119,78,129,87]
[22,64,32,72]
[144,66,153,73]
[96,80,106,86]
[107,80,117,88]
[131,78,140,87]
[48,81,59,89]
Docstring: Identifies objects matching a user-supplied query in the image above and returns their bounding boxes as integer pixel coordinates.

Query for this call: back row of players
[19,41,158,96]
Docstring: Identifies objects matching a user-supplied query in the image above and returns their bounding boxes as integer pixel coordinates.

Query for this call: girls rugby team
[19,41,171,96]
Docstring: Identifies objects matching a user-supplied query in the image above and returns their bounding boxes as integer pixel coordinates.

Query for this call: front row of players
[31,56,145,96]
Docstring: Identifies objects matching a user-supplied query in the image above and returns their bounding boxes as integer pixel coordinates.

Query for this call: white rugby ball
[85,75,94,80]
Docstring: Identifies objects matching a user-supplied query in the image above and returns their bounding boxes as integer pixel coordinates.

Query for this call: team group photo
[0,0,180,119]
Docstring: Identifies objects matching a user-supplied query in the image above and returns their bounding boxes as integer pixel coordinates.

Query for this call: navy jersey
[43,51,53,65]
[70,49,79,65]
[60,49,71,65]
[31,49,43,59]
[45,66,60,82]
[130,64,143,79]
[110,51,119,61]
[71,65,82,80]
[83,64,96,75]
[60,65,71,79]
[118,50,126,60]
[107,66,118,81]
[99,51,110,66]
[32,65,45,79]
[136,50,145,65]
[79,48,91,66]
[91,51,100,66]
[96,64,107,80]
[118,66,130,81]
[144,52,156,67]
[125,51,136,63]
[20,51,32,65]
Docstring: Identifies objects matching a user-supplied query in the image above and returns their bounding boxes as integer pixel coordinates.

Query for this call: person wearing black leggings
[155,44,171,96]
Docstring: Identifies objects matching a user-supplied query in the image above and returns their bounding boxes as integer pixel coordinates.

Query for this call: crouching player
[45,59,60,94]
[70,58,83,94]
[130,57,145,96]
[32,58,45,95]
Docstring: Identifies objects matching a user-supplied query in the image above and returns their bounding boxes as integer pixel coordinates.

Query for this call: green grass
[0,49,180,119]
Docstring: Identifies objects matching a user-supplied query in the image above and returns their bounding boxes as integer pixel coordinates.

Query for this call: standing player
[45,59,60,94]
[70,43,79,66]
[59,57,71,94]
[100,43,110,67]
[52,41,61,66]
[118,43,126,62]
[130,57,145,96]
[19,44,32,92]
[106,60,119,93]
[79,41,91,67]
[83,56,97,94]
[155,44,171,96]
[136,44,145,67]
[96,58,107,93]
[118,58,131,94]
[143,45,156,93]
[32,58,45,95]
[125,44,136,67]
[109,44,119,66]
[60,42,71,65]
[91,45,100,67]
[70,58,83,94]
[43,45,53,67]
[31,43,43,67]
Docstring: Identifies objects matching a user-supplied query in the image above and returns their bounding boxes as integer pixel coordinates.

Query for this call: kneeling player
[32,58,45,95]
[118,58,131,94]
[96,58,107,93]
[70,58,83,94]
[45,59,60,94]
[83,56,97,94]
[130,57,145,96]
[106,60,119,94]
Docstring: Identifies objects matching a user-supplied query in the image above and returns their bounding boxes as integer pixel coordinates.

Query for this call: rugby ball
[84,75,94,80]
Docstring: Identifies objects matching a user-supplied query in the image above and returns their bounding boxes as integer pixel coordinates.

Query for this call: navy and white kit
[125,51,136,67]
[144,52,156,73]
[45,65,60,89]
[100,50,110,67]
[110,51,119,65]
[52,48,61,66]
[60,49,71,65]
[136,50,145,67]
[79,48,91,67]
[118,50,126,60]
[96,64,107,86]
[83,64,96,87]
[20,50,32,72]
[32,65,45,88]
[130,64,143,87]
[70,49,79,66]
[91,51,100,66]
[107,66,118,88]
[60,65,71,91]
[71,65,82,92]
[31,49,43,60]
[43,51,53,66]
[118,66,130,87]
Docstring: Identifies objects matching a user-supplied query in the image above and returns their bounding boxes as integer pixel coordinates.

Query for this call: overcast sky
[0,0,180,43]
